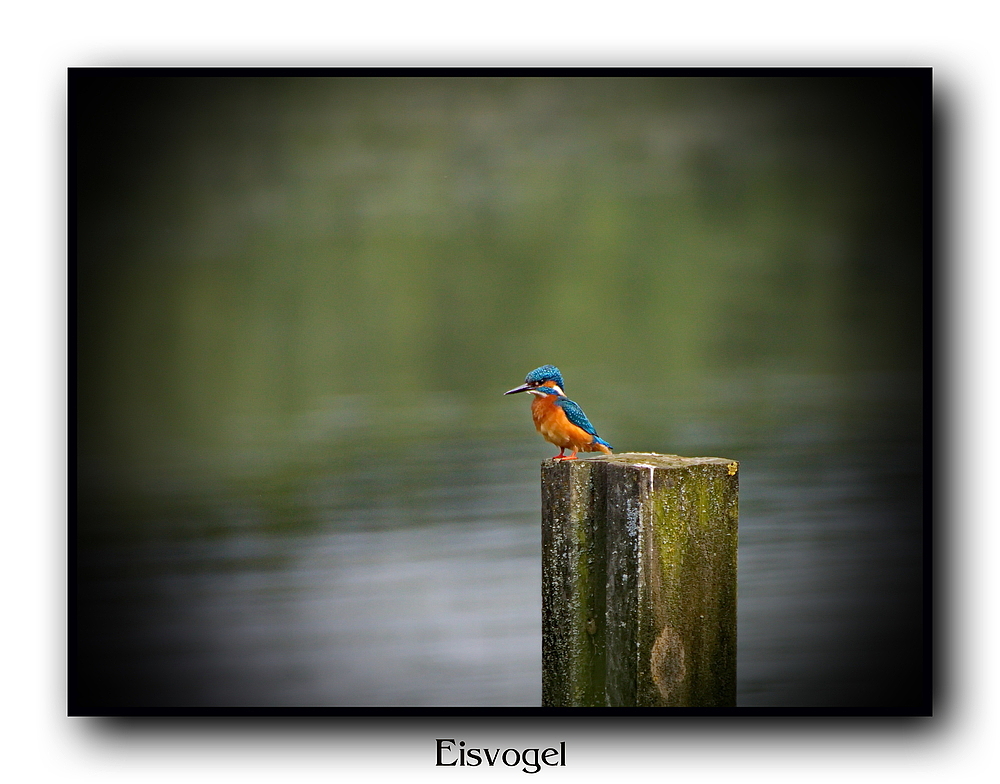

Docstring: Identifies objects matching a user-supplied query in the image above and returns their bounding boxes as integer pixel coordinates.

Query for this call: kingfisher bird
[504,366,613,460]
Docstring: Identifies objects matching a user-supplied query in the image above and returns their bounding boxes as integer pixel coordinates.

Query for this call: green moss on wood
[541,453,738,708]
[541,459,607,707]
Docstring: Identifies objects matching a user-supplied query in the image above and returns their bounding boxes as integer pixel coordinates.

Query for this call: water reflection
[82,521,541,707]
[75,371,922,708]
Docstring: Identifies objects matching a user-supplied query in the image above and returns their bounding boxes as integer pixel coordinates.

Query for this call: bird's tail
[590,437,613,454]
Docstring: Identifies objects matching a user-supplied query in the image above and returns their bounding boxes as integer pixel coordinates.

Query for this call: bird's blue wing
[557,398,600,437]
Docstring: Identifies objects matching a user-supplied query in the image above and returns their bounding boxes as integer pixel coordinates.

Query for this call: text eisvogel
[435,739,566,774]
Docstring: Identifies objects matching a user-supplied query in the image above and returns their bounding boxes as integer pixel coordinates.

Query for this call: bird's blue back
[556,397,612,448]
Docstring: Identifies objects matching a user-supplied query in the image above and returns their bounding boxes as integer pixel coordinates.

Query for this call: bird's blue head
[504,365,565,396]
[525,365,564,389]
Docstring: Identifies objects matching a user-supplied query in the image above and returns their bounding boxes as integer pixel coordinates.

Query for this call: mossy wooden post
[541,453,738,707]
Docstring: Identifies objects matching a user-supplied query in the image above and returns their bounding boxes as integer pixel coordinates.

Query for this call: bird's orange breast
[531,395,592,450]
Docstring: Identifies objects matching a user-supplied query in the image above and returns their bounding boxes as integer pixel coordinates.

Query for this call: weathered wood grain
[542,453,738,707]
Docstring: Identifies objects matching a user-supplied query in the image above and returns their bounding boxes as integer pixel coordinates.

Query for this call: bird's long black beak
[504,383,533,395]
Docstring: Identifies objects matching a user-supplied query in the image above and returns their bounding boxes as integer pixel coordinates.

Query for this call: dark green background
[72,72,927,710]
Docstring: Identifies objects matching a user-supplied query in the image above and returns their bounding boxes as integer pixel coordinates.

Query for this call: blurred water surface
[74,74,926,708]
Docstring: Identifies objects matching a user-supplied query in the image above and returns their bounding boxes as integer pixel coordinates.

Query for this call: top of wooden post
[546,452,738,474]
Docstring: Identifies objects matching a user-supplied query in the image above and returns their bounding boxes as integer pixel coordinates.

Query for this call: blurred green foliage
[75,74,925,486]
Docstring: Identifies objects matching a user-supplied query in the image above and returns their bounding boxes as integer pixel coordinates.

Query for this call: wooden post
[542,453,738,707]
